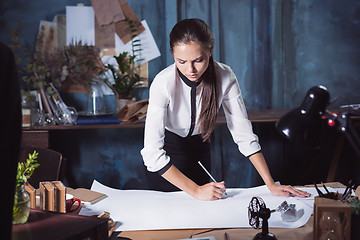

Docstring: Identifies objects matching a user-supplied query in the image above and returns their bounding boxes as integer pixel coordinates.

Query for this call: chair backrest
[20,146,63,189]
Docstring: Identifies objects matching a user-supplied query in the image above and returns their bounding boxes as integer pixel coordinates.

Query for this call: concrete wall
[1,0,359,188]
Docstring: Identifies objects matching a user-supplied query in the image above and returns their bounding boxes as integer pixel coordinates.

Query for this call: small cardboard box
[314,196,351,240]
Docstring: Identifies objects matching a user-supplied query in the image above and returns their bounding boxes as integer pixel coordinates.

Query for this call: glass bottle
[13,184,30,224]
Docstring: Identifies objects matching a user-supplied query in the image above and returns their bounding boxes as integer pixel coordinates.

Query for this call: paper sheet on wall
[115,20,161,65]
[35,20,58,56]
[65,6,160,65]
[66,6,95,46]
[79,180,316,231]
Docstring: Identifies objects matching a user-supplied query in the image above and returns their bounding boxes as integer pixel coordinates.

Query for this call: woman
[141,18,310,200]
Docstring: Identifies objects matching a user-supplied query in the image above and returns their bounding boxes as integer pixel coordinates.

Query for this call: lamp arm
[325,110,360,160]
[323,111,337,122]
[342,113,360,160]
[347,116,360,147]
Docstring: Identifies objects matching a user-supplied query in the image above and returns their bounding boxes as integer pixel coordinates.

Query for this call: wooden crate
[314,196,351,240]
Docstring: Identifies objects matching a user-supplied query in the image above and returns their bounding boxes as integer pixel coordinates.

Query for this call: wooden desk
[116,217,314,240]
[12,209,108,240]
[114,182,347,240]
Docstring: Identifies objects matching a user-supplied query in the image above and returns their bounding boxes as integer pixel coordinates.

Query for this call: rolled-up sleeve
[221,72,261,157]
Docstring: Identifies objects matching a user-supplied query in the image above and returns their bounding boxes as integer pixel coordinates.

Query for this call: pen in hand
[198,161,227,196]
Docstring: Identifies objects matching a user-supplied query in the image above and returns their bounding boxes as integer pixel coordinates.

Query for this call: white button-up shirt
[141,61,261,172]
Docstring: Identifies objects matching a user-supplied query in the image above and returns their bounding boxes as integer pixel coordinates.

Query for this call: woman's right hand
[194,181,226,200]
[161,165,226,200]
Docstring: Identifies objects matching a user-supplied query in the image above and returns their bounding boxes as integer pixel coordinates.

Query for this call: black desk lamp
[276,85,360,156]
[276,85,360,176]
[275,85,330,148]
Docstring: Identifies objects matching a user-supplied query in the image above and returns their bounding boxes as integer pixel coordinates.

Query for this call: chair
[20,146,64,188]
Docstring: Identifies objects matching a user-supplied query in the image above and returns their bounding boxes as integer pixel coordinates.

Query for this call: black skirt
[144,129,211,192]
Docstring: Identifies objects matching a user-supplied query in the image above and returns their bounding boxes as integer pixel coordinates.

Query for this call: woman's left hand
[268,183,311,198]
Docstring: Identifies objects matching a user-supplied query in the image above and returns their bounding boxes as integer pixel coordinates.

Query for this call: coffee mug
[66,193,81,213]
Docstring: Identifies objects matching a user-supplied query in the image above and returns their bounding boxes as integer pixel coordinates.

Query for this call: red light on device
[328,119,335,127]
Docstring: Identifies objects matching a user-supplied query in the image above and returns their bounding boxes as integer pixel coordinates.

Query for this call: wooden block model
[40,181,55,211]
[52,181,66,213]
[24,182,36,208]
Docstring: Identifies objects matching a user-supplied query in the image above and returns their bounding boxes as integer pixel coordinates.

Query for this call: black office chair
[20,146,64,188]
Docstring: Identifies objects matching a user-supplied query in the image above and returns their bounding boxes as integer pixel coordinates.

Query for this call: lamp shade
[276,85,330,147]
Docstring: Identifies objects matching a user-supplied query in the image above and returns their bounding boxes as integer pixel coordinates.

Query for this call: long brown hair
[170,18,218,142]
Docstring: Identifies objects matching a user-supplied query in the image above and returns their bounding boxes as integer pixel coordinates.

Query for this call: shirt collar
[177,68,202,87]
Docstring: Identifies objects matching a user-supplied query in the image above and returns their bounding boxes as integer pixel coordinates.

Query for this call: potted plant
[104,19,145,112]
[8,22,51,99]
[105,51,143,111]
[36,40,110,115]
[47,41,106,94]
[8,23,94,122]
[13,151,39,224]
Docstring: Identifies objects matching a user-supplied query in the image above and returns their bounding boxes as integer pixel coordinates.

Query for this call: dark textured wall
[1,0,359,189]
[280,0,360,109]
[1,0,359,108]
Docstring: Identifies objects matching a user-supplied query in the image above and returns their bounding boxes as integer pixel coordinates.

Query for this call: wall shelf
[22,109,288,132]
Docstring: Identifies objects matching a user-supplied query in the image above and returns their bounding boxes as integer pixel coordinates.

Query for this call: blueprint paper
[291,186,336,208]
[79,180,313,231]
